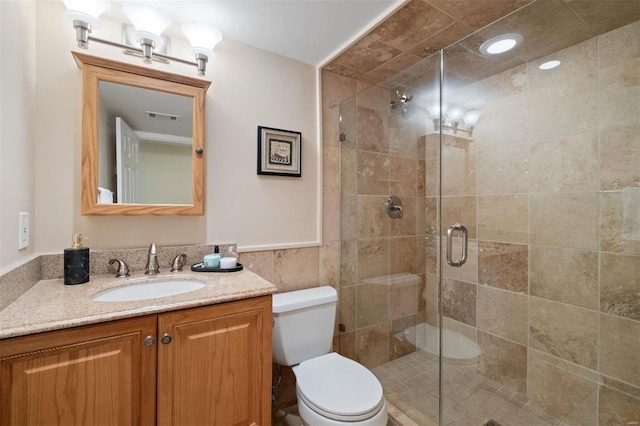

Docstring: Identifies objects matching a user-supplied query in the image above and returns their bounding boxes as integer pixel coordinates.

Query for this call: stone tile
[442,238,478,284]
[478,241,528,293]
[598,21,640,70]
[368,0,454,51]
[441,196,477,239]
[408,21,474,58]
[423,197,438,236]
[477,331,527,394]
[238,249,274,283]
[341,195,357,241]
[424,236,438,275]
[390,156,418,197]
[390,237,418,275]
[339,285,356,333]
[356,282,389,328]
[323,145,341,194]
[425,157,439,197]
[356,323,390,369]
[530,132,599,192]
[357,238,390,282]
[567,0,640,35]
[472,92,529,151]
[340,240,356,287]
[322,63,365,80]
[598,383,640,426]
[341,147,357,195]
[598,56,640,131]
[363,53,424,85]
[323,193,340,242]
[600,125,640,190]
[319,240,340,287]
[357,195,390,239]
[478,195,529,243]
[600,191,640,255]
[476,144,528,195]
[390,274,418,320]
[600,252,640,321]
[273,247,319,292]
[529,297,598,369]
[388,110,421,160]
[477,63,528,102]
[528,38,597,90]
[339,331,357,360]
[389,315,418,361]
[530,246,598,310]
[528,349,598,423]
[600,314,640,387]
[391,197,416,237]
[442,278,476,326]
[358,106,389,154]
[425,273,438,326]
[477,285,528,345]
[339,96,358,150]
[428,0,531,31]
[357,151,390,195]
[530,192,599,250]
[322,70,357,148]
[528,68,597,141]
[441,151,476,196]
[417,159,426,198]
[332,34,402,74]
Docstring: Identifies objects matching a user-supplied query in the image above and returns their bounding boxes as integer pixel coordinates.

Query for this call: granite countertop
[0,269,278,339]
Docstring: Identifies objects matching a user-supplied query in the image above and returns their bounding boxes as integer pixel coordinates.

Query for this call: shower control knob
[195,147,204,155]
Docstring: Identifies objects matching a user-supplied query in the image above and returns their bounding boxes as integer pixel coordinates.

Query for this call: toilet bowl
[272,287,388,426]
[293,353,387,425]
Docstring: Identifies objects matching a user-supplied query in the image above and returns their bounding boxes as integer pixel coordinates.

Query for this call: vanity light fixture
[539,60,561,70]
[63,0,222,76]
[427,101,481,137]
[479,33,523,55]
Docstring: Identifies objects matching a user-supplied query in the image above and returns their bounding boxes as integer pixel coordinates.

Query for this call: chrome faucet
[171,254,187,272]
[145,243,160,275]
[109,258,130,278]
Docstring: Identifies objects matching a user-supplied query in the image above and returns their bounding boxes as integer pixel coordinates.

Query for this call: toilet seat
[294,353,384,422]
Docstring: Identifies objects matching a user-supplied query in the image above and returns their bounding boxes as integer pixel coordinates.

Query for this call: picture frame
[257,126,302,177]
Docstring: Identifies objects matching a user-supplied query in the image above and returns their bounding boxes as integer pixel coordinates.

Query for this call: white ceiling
[108,0,400,66]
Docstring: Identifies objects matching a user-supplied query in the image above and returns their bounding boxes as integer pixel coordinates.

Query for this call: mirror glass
[98,81,193,205]
[75,52,209,216]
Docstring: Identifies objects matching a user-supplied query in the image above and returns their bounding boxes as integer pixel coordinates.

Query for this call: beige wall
[0,0,37,273]
[28,1,319,256]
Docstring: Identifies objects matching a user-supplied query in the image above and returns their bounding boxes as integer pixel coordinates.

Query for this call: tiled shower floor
[372,351,560,426]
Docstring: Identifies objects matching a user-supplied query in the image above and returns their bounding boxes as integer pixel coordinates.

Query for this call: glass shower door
[438,2,640,424]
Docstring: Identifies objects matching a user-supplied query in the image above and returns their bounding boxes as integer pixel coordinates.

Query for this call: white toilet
[272,286,388,426]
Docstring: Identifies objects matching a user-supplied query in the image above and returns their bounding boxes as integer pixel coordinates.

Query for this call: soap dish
[191,262,244,273]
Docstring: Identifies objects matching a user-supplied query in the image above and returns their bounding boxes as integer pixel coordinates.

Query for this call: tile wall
[323,18,639,425]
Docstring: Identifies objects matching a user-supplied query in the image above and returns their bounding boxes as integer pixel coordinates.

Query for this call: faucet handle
[171,254,187,272]
[109,258,130,278]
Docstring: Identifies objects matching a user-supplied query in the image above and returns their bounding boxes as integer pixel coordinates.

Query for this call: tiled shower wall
[323,18,639,423]
[429,21,639,423]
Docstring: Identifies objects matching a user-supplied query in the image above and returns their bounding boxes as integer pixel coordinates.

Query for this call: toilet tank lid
[273,286,337,314]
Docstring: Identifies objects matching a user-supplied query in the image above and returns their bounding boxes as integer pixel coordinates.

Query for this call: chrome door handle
[446,223,468,267]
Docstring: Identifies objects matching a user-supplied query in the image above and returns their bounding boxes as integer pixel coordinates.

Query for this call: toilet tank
[272,286,338,366]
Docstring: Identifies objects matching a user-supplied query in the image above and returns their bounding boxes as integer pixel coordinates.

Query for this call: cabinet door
[157,296,272,426]
[0,316,157,426]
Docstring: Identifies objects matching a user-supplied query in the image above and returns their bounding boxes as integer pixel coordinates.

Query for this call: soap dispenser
[64,234,90,285]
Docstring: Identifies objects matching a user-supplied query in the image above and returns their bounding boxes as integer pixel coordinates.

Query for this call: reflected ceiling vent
[145,111,181,121]
[479,33,523,55]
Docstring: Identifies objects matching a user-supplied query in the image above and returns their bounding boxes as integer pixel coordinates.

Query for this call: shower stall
[329,0,639,424]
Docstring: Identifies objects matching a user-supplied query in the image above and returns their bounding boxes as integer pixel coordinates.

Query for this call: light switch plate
[19,212,29,250]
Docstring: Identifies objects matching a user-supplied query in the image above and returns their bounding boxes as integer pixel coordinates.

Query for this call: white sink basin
[92,280,205,302]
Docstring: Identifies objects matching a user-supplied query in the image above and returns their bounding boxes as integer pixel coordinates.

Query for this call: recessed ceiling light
[539,60,561,70]
[479,33,523,55]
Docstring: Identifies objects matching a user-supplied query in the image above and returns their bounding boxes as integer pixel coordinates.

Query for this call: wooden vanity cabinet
[0,296,272,426]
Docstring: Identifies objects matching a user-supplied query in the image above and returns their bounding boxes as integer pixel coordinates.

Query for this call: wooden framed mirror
[73,52,210,215]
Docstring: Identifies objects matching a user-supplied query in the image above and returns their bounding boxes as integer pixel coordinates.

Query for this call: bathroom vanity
[0,269,276,425]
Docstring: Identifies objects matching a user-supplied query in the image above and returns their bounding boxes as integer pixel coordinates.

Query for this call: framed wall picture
[257,126,302,177]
